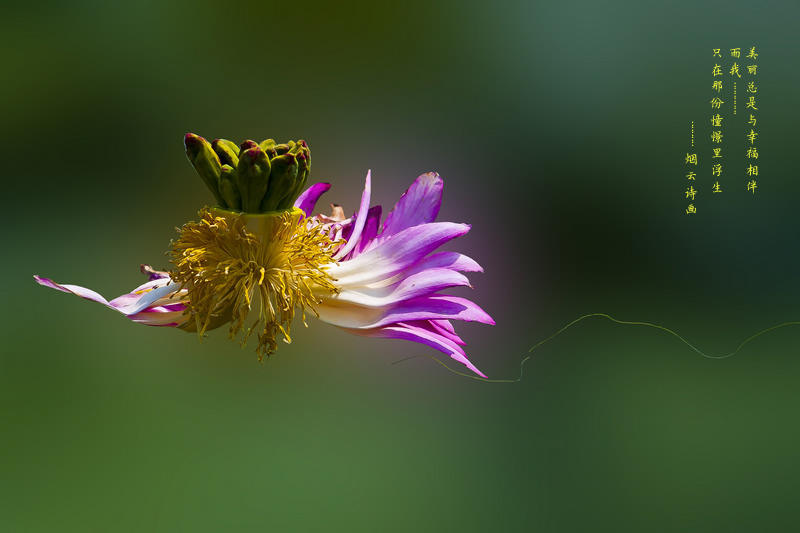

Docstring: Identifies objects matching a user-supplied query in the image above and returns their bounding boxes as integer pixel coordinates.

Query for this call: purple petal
[128,309,186,327]
[34,275,111,306]
[340,216,356,244]
[370,295,495,329]
[401,251,483,277]
[330,222,471,288]
[329,268,471,308]
[108,278,176,309]
[424,319,466,346]
[111,283,185,315]
[347,321,486,378]
[381,172,443,238]
[294,182,331,216]
[160,303,188,312]
[140,264,171,280]
[390,268,472,301]
[432,318,455,334]
[316,294,493,330]
[351,205,382,258]
[333,171,371,260]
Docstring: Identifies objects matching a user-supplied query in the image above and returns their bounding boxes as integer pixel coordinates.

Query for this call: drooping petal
[380,172,443,238]
[107,278,180,310]
[128,309,187,327]
[325,222,471,288]
[111,282,186,315]
[33,274,188,327]
[346,321,486,378]
[333,171,371,260]
[294,182,331,216]
[33,275,113,307]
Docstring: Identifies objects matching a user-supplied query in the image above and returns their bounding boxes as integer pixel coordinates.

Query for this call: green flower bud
[260,153,298,211]
[212,139,240,167]
[219,165,241,210]
[184,133,225,206]
[236,147,271,212]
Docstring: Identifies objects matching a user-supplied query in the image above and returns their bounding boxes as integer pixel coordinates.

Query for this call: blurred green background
[2,1,799,531]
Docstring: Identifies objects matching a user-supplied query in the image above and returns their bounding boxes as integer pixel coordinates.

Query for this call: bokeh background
[2,1,799,531]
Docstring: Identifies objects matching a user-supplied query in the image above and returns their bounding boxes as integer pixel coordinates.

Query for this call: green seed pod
[278,148,309,210]
[274,143,292,155]
[212,139,240,167]
[184,133,225,206]
[259,139,276,152]
[240,140,258,152]
[261,153,298,211]
[219,164,241,210]
[236,147,271,212]
[182,134,313,213]
[288,141,304,155]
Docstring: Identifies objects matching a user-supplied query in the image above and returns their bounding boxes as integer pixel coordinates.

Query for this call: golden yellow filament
[169,207,339,359]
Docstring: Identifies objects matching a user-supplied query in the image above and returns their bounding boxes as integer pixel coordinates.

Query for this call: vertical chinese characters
[710,48,726,201]
[685,134,698,214]
[745,46,758,194]
[685,46,761,215]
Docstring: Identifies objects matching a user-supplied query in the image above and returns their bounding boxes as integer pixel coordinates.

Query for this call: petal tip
[418,171,442,183]
[458,355,487,378]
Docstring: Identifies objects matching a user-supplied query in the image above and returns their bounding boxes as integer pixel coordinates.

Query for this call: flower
[33,134,493,377]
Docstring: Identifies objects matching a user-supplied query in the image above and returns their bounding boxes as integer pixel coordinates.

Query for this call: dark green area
[2,1,799,531]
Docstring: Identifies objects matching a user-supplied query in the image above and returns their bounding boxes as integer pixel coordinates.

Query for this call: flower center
[169,207,339,359]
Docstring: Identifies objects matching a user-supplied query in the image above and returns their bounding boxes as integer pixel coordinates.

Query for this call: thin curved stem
[390,313,800,383]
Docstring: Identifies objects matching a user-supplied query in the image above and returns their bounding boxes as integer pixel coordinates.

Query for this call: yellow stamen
[169,207,339,360]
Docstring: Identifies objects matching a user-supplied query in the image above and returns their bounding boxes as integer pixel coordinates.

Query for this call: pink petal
[330,268,471,308]
[347,321,486,378]
[423,319,466,346]
[329,222,471,288]
[381,172,443,238]
[34,275,111,306]
[333,171,371,260]
[351,205,382,258]
[370,295,495,329]
[403,251,483,275]
[316,294,494,330]
[294,182,331,216]
[33,274,187,327]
